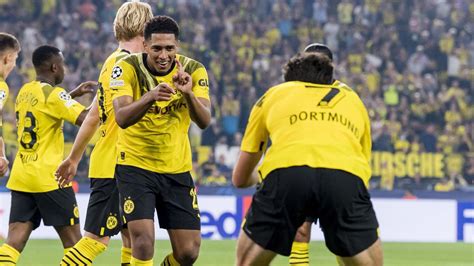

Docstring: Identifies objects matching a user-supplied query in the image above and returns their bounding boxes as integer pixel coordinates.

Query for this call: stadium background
[0,0,472,265]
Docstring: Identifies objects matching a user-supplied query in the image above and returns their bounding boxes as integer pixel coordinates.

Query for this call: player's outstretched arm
[113,83,176,128]
[56,100,100,188]
[173,67,211,129]
[232,151,262,188]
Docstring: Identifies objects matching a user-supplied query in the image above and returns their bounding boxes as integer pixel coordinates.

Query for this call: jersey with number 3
[241,80,372,186]
[8,81,85,192]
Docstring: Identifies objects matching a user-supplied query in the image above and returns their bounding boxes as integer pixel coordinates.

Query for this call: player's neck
[119,37,144,54]
[36,75,55,86]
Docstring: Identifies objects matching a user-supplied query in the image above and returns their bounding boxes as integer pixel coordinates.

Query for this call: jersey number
[317,88,342,108]
[16,111,38,149]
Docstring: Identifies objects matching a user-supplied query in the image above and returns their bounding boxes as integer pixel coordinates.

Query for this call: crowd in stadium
[0,0,472,191]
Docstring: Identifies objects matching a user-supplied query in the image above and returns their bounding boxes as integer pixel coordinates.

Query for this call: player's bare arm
[232,151,262,188]
[56,99,100,187]
[113,82,175,128]
[69,81,97,98]
[0,137,8,176]
[173,61,211,129]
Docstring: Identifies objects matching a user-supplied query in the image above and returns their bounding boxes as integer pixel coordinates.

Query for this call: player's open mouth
[157,61,169,68]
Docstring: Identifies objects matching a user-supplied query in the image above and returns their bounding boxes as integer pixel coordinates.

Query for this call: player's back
[244,80,372,185]
[8,81,85,193]
[89,49,130,178]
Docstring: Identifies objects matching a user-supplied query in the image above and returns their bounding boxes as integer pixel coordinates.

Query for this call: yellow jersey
[89,49,130,178]
[8,81,85,192]
[0,77,9,129]
[110,53,210,173]
[241,80,372,186]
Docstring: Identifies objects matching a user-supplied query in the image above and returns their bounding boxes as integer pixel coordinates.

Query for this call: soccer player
[0,45,94,265]
[289,43,339,266]
[110,16,211,266]
[0,33,20,177]
[233,52,383,265]
[55,2,153,265]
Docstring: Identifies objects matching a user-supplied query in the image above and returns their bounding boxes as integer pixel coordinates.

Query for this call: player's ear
[51,62,58,73]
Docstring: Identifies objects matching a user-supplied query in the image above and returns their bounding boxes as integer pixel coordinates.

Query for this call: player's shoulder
[104,49,131,67]
[176,54,206,75]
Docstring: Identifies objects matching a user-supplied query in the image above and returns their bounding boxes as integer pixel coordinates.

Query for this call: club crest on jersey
[111,66,123,79]
[106,215,118,229]
[0,90,6,101]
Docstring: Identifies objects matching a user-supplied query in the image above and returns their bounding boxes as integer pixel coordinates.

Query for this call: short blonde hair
[114,1,153,41]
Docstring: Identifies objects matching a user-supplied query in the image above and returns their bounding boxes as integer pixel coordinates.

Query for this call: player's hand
[70,81,97,98]
[55,158,78,188]
[0,157,9,177]
[149,83,175,102]
[173,60,192,95]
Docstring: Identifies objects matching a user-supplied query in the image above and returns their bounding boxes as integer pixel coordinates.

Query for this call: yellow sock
[0,244,20,265]
[63,248,71,254]
[161,253,180,266]
[60,237,106,266]
[121,247,132,265]
[131,256,153,266]
[289,241,309,266]
[336,256,345,266]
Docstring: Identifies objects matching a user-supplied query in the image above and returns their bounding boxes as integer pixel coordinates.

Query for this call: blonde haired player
[56,2,153,265]
[0,33,20,177]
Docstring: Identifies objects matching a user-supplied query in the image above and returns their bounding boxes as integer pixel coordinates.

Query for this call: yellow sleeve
[110,60,137,100]
[191,67,210,100]
[360,102,372,164]
[241,94,269,153]
[0,82,8,129]
[48,88,86,124]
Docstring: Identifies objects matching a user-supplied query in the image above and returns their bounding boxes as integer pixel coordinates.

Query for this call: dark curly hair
[144,15,180,40]
[283,53,333,84]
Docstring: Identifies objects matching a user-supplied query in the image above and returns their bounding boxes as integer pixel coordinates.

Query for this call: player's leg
[120,227,132,265]
[338,238,382,266]
[0,191,41,265]
[156,172,201,266]
[166,229,200,266]
[238,167,315,265]
[115,165,157,265]
[236,229,277,266]
[128,219,155,264]
[0,222,34,265]
[318,169,383,266]
[61,178,127,265]
[289,220,312,266]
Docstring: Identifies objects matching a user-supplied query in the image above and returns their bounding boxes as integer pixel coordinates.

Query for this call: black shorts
[84,178,126,237]
[243,166,379,257]
[9,187,79,230]
[115,165,200,230]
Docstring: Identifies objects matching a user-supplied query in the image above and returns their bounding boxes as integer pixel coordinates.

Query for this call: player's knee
[174,240,200,265]
[133,233,154,256]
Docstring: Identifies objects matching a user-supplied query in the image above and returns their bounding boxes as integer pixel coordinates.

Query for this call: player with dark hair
[289,42,337,266]
[0,33,20,178]
[0,45,95,265]
[55,2,153,265]
[110,15,211,266]
[233,52,383,265]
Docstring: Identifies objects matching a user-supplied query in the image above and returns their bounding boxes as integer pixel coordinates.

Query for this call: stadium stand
[0,0,472,193]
